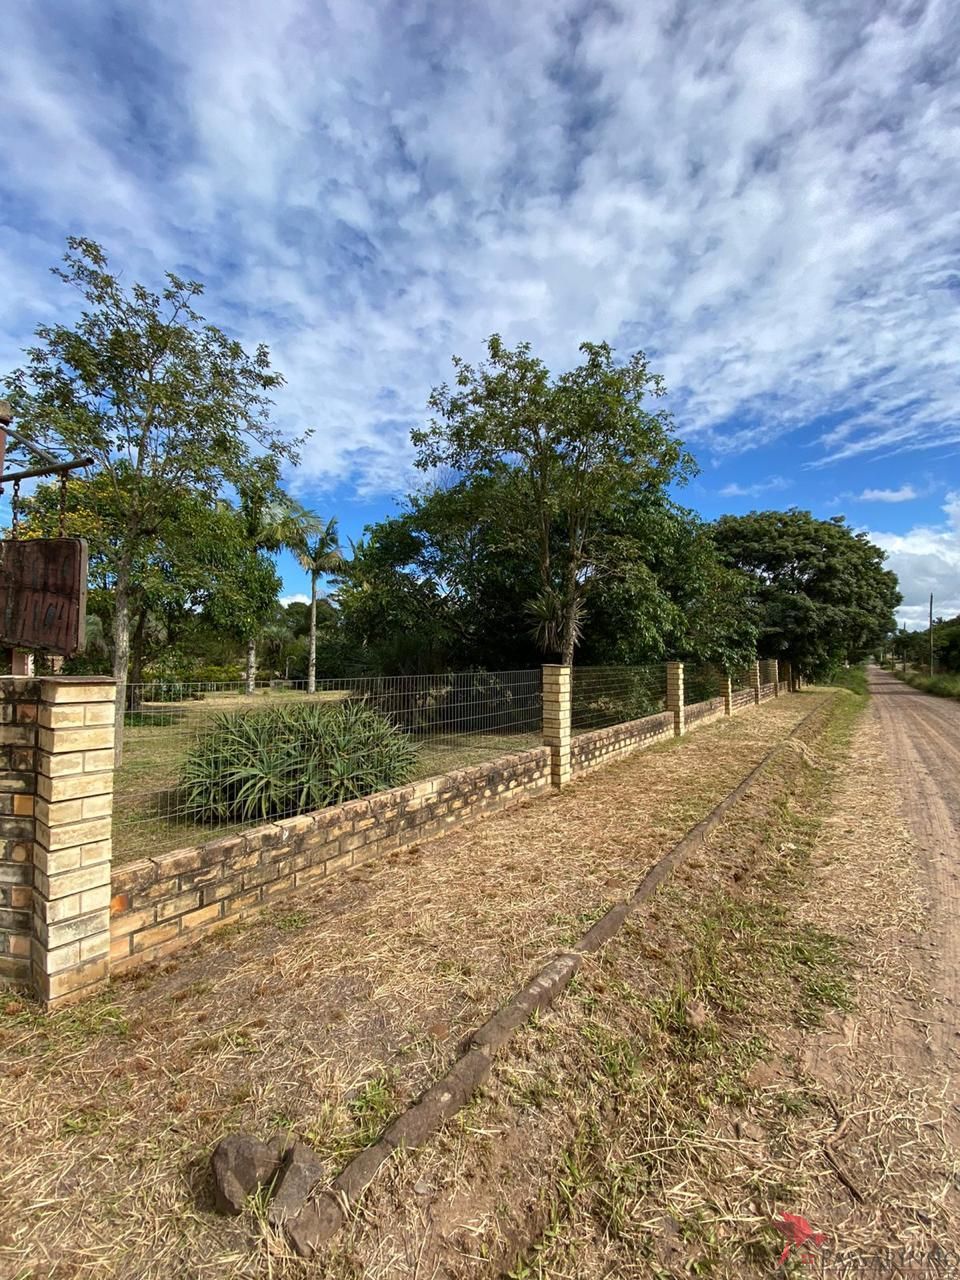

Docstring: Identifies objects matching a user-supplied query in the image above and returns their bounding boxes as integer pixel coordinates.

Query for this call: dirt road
[869,664,960,1059]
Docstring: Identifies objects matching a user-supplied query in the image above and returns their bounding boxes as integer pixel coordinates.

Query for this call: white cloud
[855,485,918,503]
[1,0,959,502]
[870,492,960,629]
[719,476,791,499]
[279,594,310,606]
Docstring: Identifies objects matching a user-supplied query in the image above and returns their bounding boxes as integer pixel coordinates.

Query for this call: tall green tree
[413,336,693,664]
[294,516,343,692]
[4,238,301,752]
[237,485,317,692]
[17,476,281,698]
[711,509,901,677]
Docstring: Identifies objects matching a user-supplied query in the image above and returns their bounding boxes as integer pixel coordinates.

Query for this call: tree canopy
[3,238,301,747]
[412,335,694,663]
[711,509,901,676]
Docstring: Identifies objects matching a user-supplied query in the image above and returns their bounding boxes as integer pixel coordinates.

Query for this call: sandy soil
[868,663,960,1063]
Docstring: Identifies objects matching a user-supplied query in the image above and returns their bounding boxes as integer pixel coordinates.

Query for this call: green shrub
[902,670,960,700]
[140,679,191,703]
[179,700,418,824]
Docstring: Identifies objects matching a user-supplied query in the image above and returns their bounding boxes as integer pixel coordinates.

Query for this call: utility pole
[930,592,935,677]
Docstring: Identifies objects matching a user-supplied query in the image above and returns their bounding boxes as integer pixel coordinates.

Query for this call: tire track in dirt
[868,665,960,1062]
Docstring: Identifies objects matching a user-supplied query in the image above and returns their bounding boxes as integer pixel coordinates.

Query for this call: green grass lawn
[113,689,541,866]
[830,663,868,696]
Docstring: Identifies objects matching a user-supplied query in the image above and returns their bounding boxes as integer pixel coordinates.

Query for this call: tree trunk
[560,562,579,667]
[128,607,147,711]
[246,637,257,694]
[112,568,132,762]
[308,572,317,694]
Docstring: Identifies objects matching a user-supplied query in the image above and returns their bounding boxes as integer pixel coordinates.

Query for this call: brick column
[32,678,116,1008]
[750,660,762,705]
[720,671,733,716]
[666,662,685,737]
[780,661,792,693]
[760,659,779,696]
[0,679,40,987]
[542,665,571,790]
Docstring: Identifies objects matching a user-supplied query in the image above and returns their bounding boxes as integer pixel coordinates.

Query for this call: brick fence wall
[684,696,726,728]
[110,748,550,970]
[570,710,673,775]
[731,687,756,711]
[3,659,797,1006]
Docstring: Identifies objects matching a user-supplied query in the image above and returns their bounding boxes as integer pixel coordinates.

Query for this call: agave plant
[179,700,418,824]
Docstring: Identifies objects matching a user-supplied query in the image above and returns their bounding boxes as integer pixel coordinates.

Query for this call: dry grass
[306,688,959,1279]
[0,696,821,1279]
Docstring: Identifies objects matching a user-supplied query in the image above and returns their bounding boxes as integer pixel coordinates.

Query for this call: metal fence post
[542,665,571,790]
[666,662,685,737]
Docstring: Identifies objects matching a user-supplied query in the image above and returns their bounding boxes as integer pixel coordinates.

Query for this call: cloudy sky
[2,0,958,625]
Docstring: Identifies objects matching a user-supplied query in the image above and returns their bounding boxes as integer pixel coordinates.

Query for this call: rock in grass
[267,1142,328,1225]
[211,1134,286,1215]
[684,997,710,1031]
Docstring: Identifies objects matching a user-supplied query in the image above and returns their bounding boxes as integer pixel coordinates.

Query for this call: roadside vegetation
[894,669,960,701]
[830,663,868,696]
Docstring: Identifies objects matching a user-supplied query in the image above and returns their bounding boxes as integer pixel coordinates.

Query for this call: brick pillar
[750,660,762,705]
[780,661,792,693]
[0,679,41,988]
[720,672,733,716]
[32,678,116,1008]
[542,665,571,790]
[760,659,779,696]
[666,662,684,737]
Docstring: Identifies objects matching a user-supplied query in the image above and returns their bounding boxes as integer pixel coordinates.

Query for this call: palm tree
[241,491,318,694]
[294,516,343,693]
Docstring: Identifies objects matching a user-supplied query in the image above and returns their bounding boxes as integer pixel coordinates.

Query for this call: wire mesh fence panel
[729,664,754,693]
[683,663,723,706]
[571,665,667,733]
[114,670,542,865]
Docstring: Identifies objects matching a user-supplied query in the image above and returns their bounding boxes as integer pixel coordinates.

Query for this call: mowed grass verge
[0,693,824,1280]
[321,685,954,1279]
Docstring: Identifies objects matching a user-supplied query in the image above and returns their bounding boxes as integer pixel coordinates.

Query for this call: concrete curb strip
[268,694,834,1255]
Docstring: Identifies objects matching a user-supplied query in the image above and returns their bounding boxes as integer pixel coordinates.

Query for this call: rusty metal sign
[0,538,87,656]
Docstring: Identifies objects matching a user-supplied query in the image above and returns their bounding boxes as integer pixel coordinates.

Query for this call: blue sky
[2,0,959,628]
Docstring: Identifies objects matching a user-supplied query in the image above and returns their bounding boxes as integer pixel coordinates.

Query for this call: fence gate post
[751,660,762,705]
[666,662,685,737]
[32,678,116,1009]
[542,665,572,790]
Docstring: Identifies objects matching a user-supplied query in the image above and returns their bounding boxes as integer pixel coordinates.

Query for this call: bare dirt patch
[0,696,818,1279]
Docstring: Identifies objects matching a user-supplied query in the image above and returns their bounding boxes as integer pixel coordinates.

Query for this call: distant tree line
[890,615,960,673]
[4,240,901,733]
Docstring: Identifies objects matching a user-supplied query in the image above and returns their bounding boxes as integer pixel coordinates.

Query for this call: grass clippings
[0,695,820,1279]
[309,687,959,1279]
